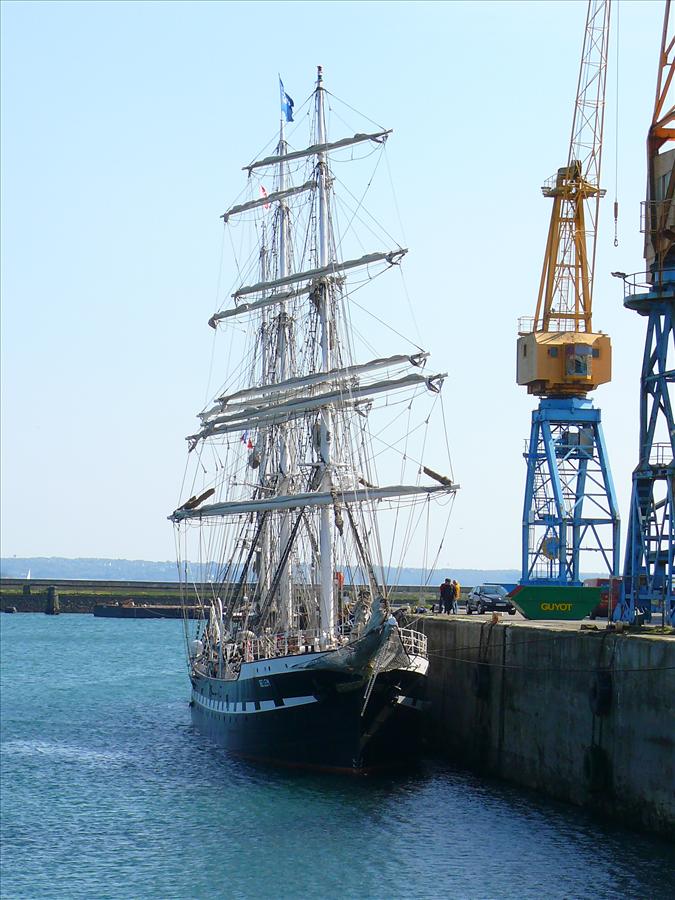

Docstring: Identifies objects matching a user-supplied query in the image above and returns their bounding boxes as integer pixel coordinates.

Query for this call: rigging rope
[323,88,387,133]
[346,281,425,352]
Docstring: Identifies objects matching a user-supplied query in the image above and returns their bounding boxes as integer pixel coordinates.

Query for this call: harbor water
[1,615,673,900]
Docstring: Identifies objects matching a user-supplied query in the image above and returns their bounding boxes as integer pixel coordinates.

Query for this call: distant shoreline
[0,577,446,614]
[1,557,525,586]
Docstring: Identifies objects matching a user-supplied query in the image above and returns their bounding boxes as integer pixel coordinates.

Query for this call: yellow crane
[512,0,620,619]
[517,2,611,396]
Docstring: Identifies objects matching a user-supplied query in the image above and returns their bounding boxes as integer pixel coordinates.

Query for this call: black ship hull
[190,655,428,773]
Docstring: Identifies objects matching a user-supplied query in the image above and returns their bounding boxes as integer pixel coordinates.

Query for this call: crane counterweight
[516,330,611,397]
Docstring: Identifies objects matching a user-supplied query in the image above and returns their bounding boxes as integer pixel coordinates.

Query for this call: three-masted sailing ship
[171,68,458,772]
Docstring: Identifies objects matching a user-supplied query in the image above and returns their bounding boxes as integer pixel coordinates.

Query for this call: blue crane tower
[615,4,675,625]
[513,0,620,620]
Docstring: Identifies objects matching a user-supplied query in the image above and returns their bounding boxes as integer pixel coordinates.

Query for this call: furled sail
[190,372,446,443]
[244,130,392,173]
[221,181,315,222]
[208,284,321,327]
[232,249,407,300]
[171,481,457,522]
[200,353,430,421]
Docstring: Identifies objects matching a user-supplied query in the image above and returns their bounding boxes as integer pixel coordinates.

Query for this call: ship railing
[244,628,331,661]
[399,627,428,659]
[196,623,428,668]
[240,625,428,662]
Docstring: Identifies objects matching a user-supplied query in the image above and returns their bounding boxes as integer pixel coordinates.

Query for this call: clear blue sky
[0,0,664,567]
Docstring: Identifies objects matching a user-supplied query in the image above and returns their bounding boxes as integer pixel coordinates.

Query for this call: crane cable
[613,1,621,247]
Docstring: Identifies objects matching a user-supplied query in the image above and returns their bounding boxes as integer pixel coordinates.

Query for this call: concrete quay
[420,613,675,839]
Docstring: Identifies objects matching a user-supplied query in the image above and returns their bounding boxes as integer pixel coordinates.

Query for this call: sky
[0,0,667,569]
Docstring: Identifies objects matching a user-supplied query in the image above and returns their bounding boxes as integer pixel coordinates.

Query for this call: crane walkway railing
[621,270,675,297]
[649,443,674,467]
[517,316,582,335]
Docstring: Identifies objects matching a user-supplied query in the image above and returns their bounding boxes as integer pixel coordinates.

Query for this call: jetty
[420,612,674,840]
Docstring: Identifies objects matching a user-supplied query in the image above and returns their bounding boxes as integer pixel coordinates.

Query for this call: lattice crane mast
[616,0,675,625]
[514,0,620,615]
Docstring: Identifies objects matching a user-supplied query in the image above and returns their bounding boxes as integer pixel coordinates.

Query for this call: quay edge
[421,615,675,839]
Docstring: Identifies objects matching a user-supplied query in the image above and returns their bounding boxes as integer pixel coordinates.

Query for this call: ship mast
[316,65,335,636]
[257,229,271,604]
[277,86,292,629]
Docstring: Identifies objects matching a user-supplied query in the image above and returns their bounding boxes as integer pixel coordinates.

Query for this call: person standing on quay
[439,578,453,614]
[452,579,460,614]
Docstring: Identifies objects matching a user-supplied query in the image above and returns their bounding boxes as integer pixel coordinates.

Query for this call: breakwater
[0,579,185,613]
[421,615,675,839]
[0,578,438,614]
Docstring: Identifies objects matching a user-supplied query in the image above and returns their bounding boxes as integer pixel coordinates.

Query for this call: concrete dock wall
[421,617,675,838]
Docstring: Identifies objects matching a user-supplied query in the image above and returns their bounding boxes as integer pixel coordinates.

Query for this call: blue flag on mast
[279,77,294,123]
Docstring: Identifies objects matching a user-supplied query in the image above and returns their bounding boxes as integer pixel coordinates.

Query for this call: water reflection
[188,738,675,900]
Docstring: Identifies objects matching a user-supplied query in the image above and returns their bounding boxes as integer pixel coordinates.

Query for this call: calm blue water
[1,615,673,900]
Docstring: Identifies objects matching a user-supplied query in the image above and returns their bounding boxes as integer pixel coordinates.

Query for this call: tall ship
[170,68,458,772]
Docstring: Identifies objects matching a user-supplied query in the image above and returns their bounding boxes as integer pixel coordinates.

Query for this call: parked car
[466,584,516,615]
